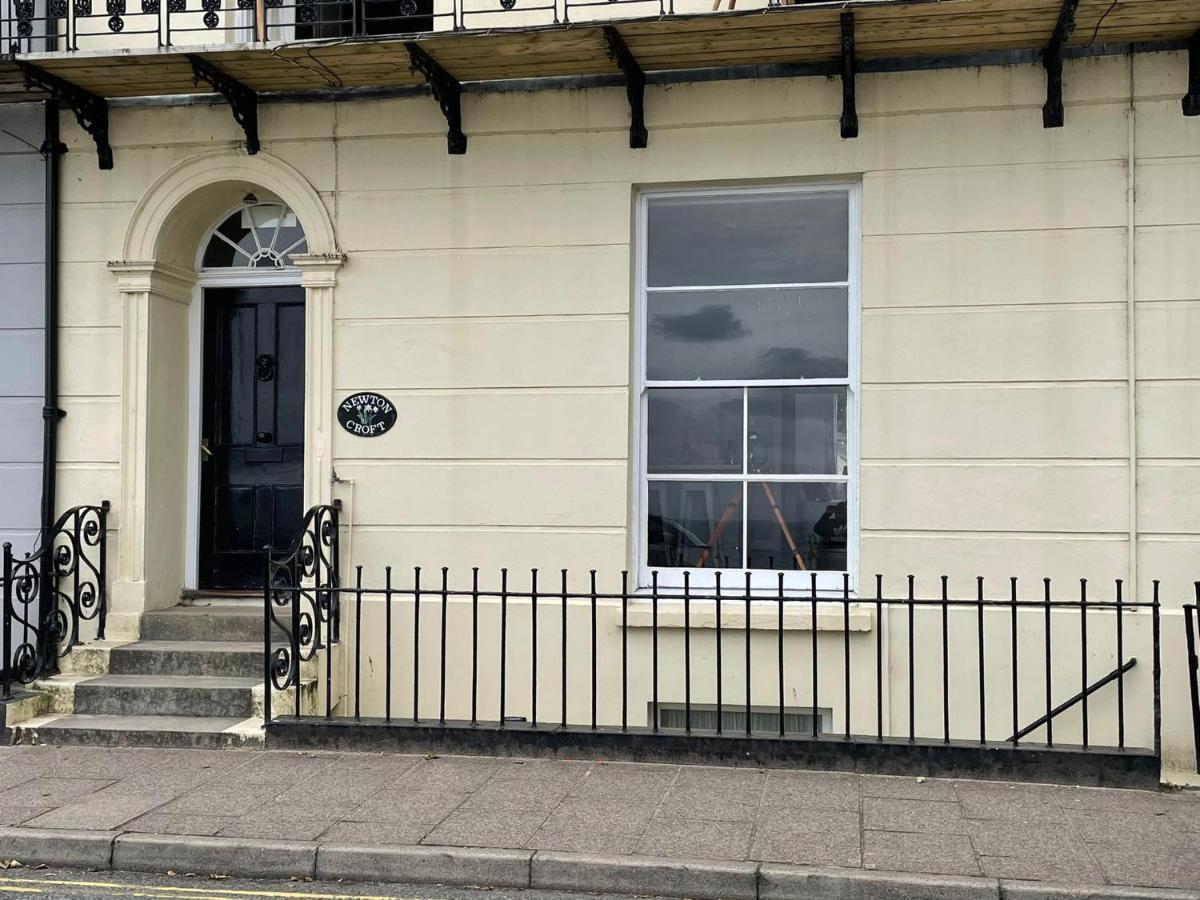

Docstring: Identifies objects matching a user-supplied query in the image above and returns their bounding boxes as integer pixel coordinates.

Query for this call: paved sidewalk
[0,746,1198,898]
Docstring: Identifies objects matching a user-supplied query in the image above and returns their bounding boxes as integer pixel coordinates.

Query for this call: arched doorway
[195,200,308,589]
[106,152,341,632]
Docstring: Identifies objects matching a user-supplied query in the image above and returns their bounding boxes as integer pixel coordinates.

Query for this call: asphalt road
[0,869,649,900]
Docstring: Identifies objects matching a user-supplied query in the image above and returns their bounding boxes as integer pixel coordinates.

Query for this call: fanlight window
[202,202,308,269]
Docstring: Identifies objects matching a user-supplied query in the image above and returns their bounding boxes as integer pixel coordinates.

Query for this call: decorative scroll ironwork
[18,63,113,169]
[263,502,342,713]
[187,55,260,154]
[13,0,34,38]
[2,502,110,699]
[48,0,67,17]
[106,0,125,32]
[406,43,466,155]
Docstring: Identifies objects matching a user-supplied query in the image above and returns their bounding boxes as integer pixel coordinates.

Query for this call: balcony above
[1,0,1197,170]
[2,0,1197,102]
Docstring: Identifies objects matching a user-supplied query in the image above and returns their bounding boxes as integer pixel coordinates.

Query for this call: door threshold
[180,589,260,606]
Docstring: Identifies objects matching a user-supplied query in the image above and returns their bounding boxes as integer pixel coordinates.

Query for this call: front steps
[9,600,319,749]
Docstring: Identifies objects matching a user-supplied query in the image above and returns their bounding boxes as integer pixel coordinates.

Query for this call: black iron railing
[264,553,1163,759]
[3,0,800,54]
[1185,595,1200,773]
[263,500,341,722]
[1,501,109,698]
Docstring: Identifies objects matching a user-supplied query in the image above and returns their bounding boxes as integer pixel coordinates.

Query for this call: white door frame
[184,267,304,590]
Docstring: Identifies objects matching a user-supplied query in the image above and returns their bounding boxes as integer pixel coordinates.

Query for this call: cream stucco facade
[50,49,1200,774]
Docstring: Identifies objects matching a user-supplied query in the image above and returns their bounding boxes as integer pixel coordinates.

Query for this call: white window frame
[632,181,862,596]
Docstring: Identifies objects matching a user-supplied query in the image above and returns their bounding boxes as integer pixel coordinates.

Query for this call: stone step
[72,674,259,718]
[108,640,263,679]
[141,605,290,643]
[11,713,263,750]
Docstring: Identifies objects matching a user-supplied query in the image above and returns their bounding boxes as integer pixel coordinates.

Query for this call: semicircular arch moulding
[119,151,337,271]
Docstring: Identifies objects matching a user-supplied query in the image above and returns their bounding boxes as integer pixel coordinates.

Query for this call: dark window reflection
[747,482,847,572]
[647,481,743,570]
[647,388,742,475]
[646,288,848,381]
[647,192,849,288]
[748,388,847,476]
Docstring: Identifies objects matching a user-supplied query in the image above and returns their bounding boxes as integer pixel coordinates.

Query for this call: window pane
[646,191,849,287]
[646,287,848,381]
[748,388,847,476]
[746,482,847,572]
[647,481,743,570]
[647,388,742,475]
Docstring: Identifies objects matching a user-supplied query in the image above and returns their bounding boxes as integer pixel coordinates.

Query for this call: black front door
[199,286,305,589]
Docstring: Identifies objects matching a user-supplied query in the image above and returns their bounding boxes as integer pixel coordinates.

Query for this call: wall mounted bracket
[187,55,260,155]
[839,12,858,139]
[1185,29,1200,116]
[1042,0,1079,128]
[406,43,466,155]
[603,26,647,149]
[17,63,111,169]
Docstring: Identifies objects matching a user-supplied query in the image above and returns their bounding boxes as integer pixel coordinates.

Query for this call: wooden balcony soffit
[1,0,1198,168]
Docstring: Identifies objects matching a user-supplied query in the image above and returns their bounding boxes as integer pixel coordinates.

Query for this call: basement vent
[654,705,828,736]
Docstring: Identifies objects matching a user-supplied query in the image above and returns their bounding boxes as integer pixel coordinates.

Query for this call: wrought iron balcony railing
[3,0,805,54]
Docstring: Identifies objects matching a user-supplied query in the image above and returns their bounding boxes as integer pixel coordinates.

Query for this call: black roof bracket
[406,43,466,155]
[603,26,647,149]
[187,55,260,155]
[1184,29,1200,116]
[18,63,111,170]
[1042,0,1079,128]
[840,12,858,139]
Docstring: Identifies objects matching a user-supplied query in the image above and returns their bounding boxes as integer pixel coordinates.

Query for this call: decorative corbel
[840,12,858,139]
[17,63,111,169]
[604,26,648,149]
[187,54,260,155]
[1042,0,1079,128]
[1184,29,1200,117]
[406,43,466,155]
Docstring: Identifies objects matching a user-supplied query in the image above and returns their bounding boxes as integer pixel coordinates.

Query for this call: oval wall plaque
[337,392,397,438]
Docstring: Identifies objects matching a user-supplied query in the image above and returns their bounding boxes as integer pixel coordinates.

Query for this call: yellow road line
[0,878,418,900]
[0,887,45,894]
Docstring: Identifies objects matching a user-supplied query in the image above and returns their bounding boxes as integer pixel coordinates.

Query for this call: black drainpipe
[39,100,66,546]
[38,100,67,675]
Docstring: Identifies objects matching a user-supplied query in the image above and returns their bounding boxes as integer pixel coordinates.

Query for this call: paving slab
[423,808,549,849]
[863,829,982,877]
[635,816,754,860]
[863,796,970,835]
[750,808,862,867]
[120,813,234,836]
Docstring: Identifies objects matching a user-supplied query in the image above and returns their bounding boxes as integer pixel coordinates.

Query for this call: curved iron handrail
[2,501,110,697]
[263,501,341,703]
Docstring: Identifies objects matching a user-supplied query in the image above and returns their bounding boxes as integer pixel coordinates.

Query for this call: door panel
[200,286,305,590]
